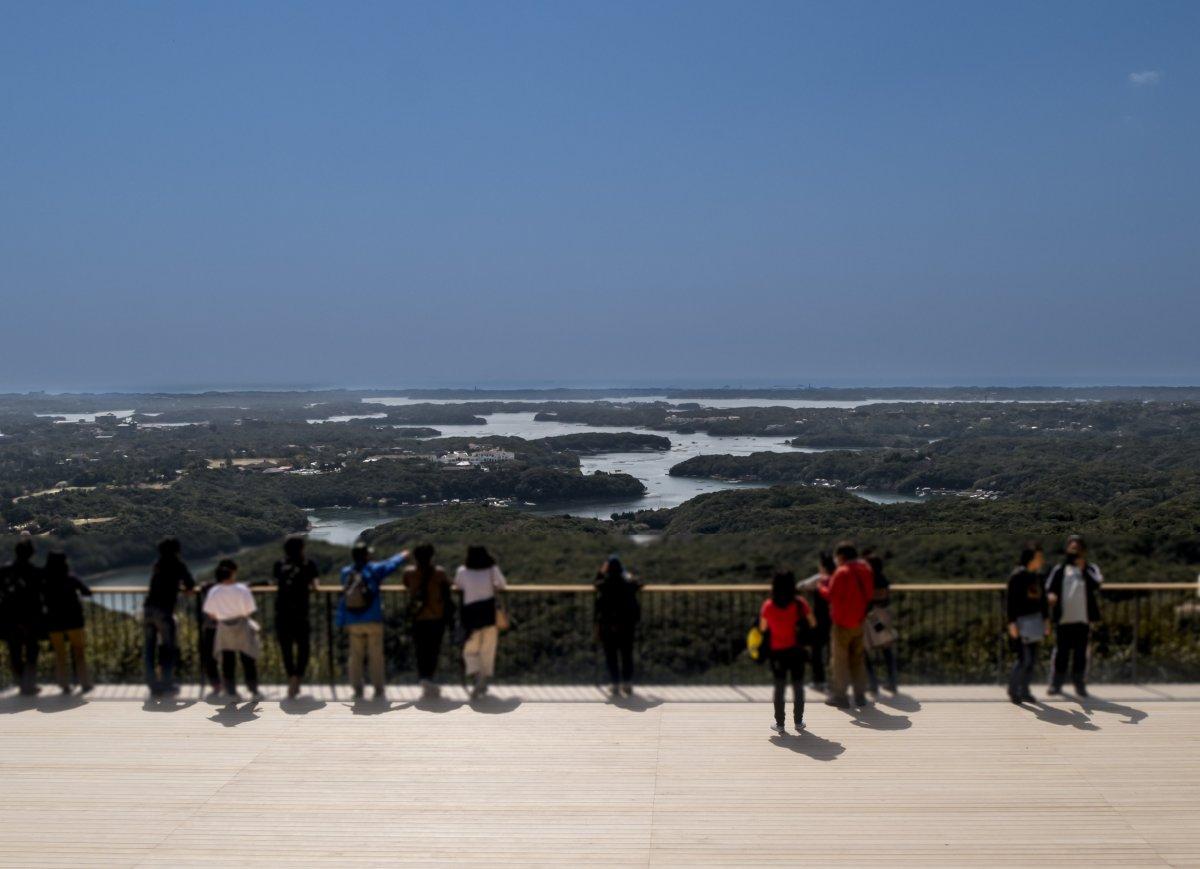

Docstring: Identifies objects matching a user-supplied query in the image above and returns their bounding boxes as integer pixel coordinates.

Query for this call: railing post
[325,591,336,695]
[1131,590,1140,683]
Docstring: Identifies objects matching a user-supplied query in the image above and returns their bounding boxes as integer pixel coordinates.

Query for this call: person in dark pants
[273,535,320,698]
[143,538,195,696]
[863,552,899,695]
[761,570,816,733]
[594,556,642,697]
[1045,534,1103,698]
[402,543,452,698]
[42,551,94,694]
[203,560,261,700]
[0,533,46,696]
[796,552,834,690]
[1006,541,1048,704]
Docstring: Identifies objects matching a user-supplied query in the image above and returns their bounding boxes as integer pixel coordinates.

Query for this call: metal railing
[3,582,1199,688]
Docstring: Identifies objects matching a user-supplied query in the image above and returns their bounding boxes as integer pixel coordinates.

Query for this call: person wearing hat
[0,533,47,696]
[1044,534,1103,697]
[336,540,409,700]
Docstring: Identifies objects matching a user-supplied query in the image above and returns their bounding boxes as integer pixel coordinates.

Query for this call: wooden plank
[0,684,1196,866]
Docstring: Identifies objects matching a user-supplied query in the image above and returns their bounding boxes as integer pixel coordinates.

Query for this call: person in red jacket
[818,540,875,708]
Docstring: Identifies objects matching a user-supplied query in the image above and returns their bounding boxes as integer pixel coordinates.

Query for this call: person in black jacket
[0,534,46,696]
[1044,534,1103,698]
[142,537,195,696]
[43,551,94,694]
[594,556,642,697]
[795,552,835,690]
[1006,542,1048,704]
[273,535,320,698]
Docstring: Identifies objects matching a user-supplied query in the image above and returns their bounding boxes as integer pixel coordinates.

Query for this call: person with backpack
[1007,541,1049,704]
[337,541,409,700]
[402,543,452,698]
[593,555,642,697]
[454,545,507,700]
[1045,534,1103,698]
[42,551,94,695]
[0,533,46,696]
[143,537,195,696]
[203,559,261,700]
[819,540,875,708]
[273,534,320,698]
[863,551,899,695]
[761,570,817,733]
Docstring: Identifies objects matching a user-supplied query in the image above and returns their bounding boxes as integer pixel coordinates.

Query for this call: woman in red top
[760,570,816,733]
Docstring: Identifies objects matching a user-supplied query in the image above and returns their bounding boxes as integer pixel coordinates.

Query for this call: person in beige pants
[455,546,508,699]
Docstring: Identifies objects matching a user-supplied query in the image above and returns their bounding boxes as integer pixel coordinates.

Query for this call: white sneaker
[771,722,787,734]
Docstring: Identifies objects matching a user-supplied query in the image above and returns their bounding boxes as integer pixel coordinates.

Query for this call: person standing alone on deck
[274,535,320,698]
[761,570,816,733]
[143,538,195,697]
[594,555,642,697]
[820,541,874,708]
[1045,534,1103,698]
[0,533,46,696]
[337,541,409,700]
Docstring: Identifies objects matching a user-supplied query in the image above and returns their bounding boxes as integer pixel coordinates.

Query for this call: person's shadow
[608,693,664,713]
[34,693,88,714]
[770,730,846,761]
[414,695,466,714]
[143,696,198,713]
[209,700,261,727]
[280,696,327,715]
[0,693,41,714]
[1028,701,1100,731]
[346,698,413,716]
[1077,696,1147,725]
[876,692,921,714]
[469,695,522,714]
[848,704,912,731]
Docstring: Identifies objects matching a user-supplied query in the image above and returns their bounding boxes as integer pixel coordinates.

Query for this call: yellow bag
[746,625,767,663]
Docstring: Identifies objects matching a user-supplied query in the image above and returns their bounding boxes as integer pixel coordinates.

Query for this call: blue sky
[1,1,1197,390]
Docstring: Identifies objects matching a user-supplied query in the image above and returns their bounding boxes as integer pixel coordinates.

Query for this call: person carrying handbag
[761,570,817,734]
[454,545,508,699]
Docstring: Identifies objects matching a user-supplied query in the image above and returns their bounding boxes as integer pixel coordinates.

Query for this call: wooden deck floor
[1,683,1198,867]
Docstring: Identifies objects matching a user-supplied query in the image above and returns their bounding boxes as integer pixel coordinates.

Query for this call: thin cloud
[1129,70,1162,86]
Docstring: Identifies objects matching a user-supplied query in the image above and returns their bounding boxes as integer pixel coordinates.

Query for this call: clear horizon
[3,2,1198,389]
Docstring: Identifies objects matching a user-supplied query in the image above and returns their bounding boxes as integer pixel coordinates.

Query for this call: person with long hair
[761,570,816,733]
[403,543,452,698]
[43,551,94,695]
[143,537,195,696]
[454,545,507,699]
[594,555,642,697]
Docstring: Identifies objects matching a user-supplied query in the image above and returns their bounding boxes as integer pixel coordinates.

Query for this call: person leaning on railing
[1006,541,1049,704]
[402,543,452,699]
[0,533,46,696]
[594,555,642,697]
[454,545,508,700]
[338,541,410,701]
[142,538,195,697]
[42,551,94,695]
[203,559,262,701]
[1045,534,1103,698]
[273,535,320,699]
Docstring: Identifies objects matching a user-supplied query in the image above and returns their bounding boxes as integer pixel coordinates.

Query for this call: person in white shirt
[202,559,261,700]
[454,546,507,699]
[1045,535,1103,697]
